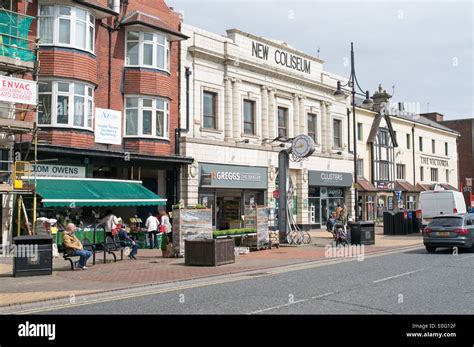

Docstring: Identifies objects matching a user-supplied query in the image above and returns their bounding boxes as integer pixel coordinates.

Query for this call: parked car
[417,190,466,229]
[423,214,474,253]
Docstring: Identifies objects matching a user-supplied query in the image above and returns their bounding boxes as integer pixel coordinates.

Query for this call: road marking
[454,254,474,261]
[8,244,423,315]
[373,268,425,283]
[248,292,334,315]
[311,292,334,299]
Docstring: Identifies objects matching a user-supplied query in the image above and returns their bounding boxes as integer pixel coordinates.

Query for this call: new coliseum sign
[251,41,311,74]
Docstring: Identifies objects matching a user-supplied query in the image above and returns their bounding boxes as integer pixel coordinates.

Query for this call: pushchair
[331,221,349,246]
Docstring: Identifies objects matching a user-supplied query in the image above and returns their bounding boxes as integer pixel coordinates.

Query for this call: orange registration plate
[437,232,449,237]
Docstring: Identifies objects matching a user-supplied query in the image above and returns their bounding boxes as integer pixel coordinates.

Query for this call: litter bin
[348,222,361,245]
[359,222,375,245]
[12,235,53,277]
[393,211,407,235]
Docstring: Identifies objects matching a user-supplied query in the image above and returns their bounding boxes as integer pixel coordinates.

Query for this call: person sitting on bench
[63,223,92,270]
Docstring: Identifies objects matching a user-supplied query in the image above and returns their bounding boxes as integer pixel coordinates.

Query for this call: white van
[418,190,466,227]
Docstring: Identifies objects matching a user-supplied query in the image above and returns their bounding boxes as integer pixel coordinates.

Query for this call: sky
[167,0,473,120]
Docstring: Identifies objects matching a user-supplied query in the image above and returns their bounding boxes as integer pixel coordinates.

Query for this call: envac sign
[0,75,37,105]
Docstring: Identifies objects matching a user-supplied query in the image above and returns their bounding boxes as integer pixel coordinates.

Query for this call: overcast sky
[168,0,473,120]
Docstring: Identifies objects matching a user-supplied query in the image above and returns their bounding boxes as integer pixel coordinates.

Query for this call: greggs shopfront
[198,163,268,230]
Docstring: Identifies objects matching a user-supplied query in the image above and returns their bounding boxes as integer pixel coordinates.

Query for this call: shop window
[332,118,342,149]
[309,186,320,197]
[243,99,256,135]
[203,91,217,129]
[308,113,317,143]
[396,164,406,180]
[431,168,438,182]
[125,96,169,138]
[327,188,344,198]
[407,195,416,210]
[125,31,170,71]
[38,5,95,53]
[366,195,375,221]
[38,80,94,130]
[278,107,288,137]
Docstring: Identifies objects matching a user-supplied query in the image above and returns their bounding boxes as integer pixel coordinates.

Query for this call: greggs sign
[200,163,267,189]
[0,75,37,105]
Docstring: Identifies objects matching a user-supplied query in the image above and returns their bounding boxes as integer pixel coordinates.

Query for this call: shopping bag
[123,247,131,256]
[52,244,59,258]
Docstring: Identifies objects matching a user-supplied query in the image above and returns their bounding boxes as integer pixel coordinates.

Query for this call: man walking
[145,212,160,249]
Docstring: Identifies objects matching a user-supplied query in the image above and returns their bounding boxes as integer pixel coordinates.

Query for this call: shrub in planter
[213,228,256,238]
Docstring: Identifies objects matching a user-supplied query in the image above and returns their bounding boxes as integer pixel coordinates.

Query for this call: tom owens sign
[0,75,37,105]
[252,41,311,74]
[31,164,86,178]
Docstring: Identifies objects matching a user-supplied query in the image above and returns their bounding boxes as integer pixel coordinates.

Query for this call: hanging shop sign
[199,163,268,189]
[95,108,122,145]
[0,75,37,105]
[309,170,353,187]
[31,164,86,178]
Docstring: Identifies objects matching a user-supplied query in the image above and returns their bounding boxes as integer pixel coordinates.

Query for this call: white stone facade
[179,25,355,229]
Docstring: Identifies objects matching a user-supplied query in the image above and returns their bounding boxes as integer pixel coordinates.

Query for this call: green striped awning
[33,178,167,207]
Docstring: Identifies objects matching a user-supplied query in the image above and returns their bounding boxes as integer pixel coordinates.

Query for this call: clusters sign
[0,75,37,105]
[95,108,122,145]
[309,170,353,187]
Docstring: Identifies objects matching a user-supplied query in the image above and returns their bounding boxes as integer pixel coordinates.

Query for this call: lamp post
[334,42,373,222]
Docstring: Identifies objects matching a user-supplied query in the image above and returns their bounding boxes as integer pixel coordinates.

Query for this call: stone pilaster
[268,89,277,140]
[180,162,199,207]
[224,76,233,140]
[296,168,309,225]
[293,94,300,137]
[299,96,306,135]
[261,86,269,140]
[232,78,241,139]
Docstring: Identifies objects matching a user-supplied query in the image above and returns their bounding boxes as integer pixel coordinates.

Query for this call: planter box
[173,208,213,257]
[185,239,235,266]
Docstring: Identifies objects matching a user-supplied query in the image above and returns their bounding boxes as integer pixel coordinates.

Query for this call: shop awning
[395,180,423,193]
[357,178,377,192]
[33,178,167,207]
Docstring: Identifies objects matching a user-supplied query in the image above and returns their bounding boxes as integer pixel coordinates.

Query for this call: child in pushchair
[326,212,348,246]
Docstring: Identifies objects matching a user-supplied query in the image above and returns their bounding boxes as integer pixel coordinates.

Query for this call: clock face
[292,135,315,158]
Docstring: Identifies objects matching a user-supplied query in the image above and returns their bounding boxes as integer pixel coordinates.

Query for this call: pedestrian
[335,204,343,219]
[62,223,92,270]
[101,209,119,235]
[158,210,172,243]
[118,228,139,260]
[145,212,160,249]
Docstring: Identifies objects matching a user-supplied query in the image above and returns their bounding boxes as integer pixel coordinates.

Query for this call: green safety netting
[32,178,167,207]
[0,9,35,63]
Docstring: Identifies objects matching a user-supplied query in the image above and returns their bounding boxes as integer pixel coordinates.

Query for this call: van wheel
[425,246,437,253]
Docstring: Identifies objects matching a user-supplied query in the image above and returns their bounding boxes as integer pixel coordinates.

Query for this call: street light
[334,42,373,222]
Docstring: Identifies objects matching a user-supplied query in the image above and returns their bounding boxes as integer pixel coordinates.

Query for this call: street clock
[291,135,315,158]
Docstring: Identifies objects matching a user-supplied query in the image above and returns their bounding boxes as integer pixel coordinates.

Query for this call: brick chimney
[420,112,444,123]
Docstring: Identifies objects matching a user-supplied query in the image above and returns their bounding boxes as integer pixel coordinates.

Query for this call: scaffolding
[0,5,39,243]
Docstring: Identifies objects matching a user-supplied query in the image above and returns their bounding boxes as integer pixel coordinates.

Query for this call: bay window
[38,5,95,53]
[126,31,170,71]
[125,96,169,138]
[38,80,94,130]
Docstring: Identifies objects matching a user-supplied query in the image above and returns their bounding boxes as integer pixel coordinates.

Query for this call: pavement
[0,228,424,310]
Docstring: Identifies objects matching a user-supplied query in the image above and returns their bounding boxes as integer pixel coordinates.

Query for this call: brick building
[422,112,472,205]
[9,0,191,240]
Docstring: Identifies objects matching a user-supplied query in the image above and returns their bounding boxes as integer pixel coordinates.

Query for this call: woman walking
[159,210,172,243]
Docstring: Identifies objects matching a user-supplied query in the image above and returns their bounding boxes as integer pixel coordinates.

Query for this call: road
[21,247,474,314]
